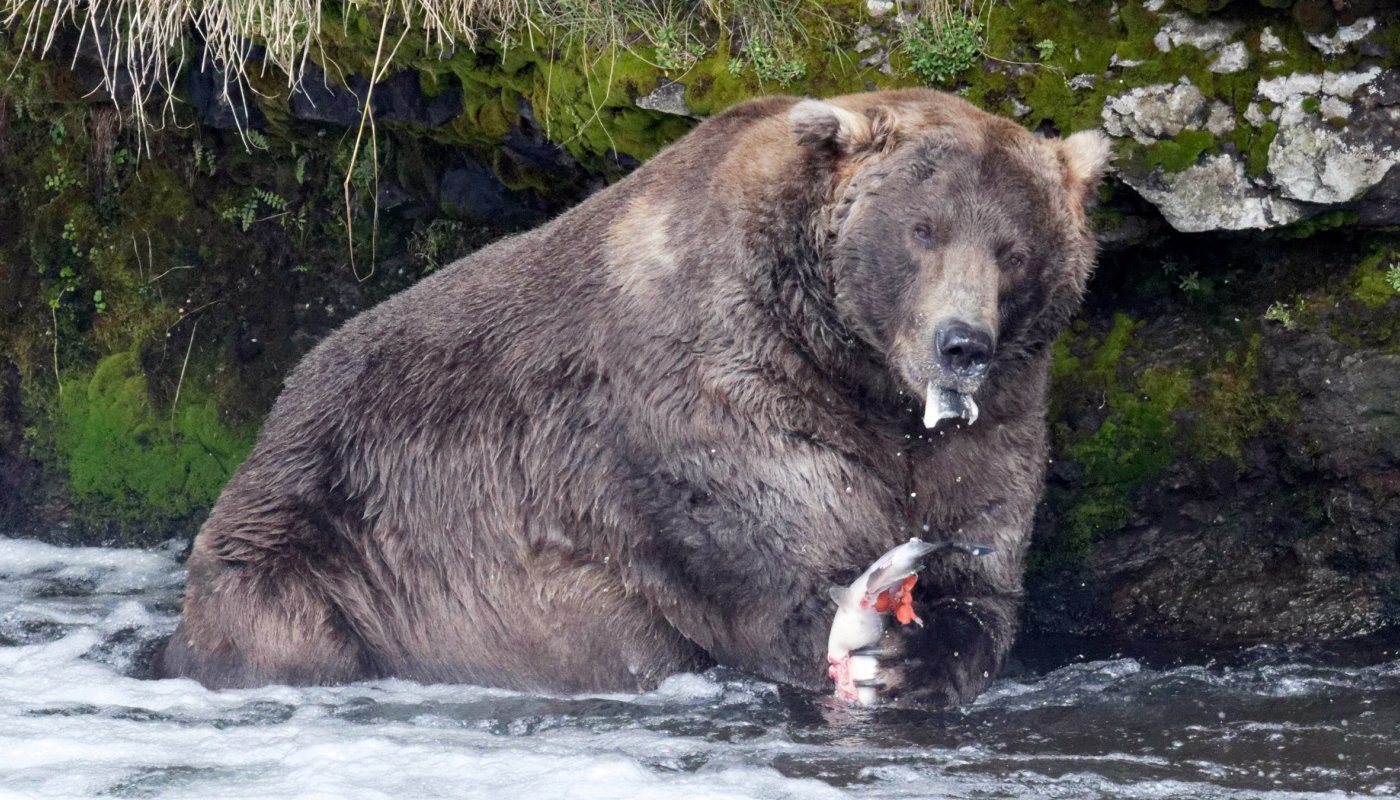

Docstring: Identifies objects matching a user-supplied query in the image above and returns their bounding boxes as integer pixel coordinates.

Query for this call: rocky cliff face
[0,0,1396,651]
[1028,233,1399,649]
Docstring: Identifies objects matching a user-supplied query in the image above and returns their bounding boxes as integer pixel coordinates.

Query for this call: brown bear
[157,89,1110,707]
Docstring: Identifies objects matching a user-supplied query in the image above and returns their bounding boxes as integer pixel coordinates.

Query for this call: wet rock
[290,64,462,128]
[290,63,368,126]
[1264,331,1400,477]
[1030,309,1400,648]
[186,60,266,130]
[1292,0,1337,34]
[1356,165,1400,225]
[46,25,155,106]
[370,70,462,127]
[438,157,536,226]
[0,362,42,533]
[500,96,581,182]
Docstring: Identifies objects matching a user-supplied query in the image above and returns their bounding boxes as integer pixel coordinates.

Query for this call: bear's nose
[935,322,995,379]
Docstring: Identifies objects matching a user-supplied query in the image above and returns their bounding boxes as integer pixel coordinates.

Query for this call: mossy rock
[55,351,254,542]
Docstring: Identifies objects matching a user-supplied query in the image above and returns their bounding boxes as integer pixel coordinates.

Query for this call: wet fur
[159,90,1107,704]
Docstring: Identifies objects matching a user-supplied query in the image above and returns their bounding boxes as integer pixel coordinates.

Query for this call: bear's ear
[1055,130,1113,209]
[790,99,894,155]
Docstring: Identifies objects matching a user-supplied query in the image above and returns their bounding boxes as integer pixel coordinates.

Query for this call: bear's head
[790,91,1111,426]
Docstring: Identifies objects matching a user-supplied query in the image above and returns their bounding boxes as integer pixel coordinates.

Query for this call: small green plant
[902,12,984,85]
[219,195,259,231]
[652,24,702,72]
[1035,39,1057,60]
[735,39,807,85]
[245,129,269,150]
[410,219,469,273]
[49,265,78,309]
[92,289,107,313]
[1386,262,1400,294]
[253,187,290,214]
[112,147,130,166]
[61,220,80,249]
[44,164,81,192]
[50,122,66,144]
[1177,270,1212,298]
[220,189,292,231]
[193,141,217,176]
[726,57,744,78]
[1264,300,1297,329]
[1300,95,1321,114]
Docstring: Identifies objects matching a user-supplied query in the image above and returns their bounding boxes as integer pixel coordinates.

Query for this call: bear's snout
[934,321,995,383]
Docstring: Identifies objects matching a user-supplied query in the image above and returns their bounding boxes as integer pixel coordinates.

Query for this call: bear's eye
[1002,252,1027,271]
[911,222,934,245]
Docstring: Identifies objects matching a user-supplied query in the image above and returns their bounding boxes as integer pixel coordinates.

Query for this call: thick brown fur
[158,89,1109,706]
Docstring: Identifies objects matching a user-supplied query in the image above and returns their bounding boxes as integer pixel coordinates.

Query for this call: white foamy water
[2,535,1398,800]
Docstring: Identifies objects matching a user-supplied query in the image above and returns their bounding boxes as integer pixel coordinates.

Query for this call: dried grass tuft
[2,1,830,134]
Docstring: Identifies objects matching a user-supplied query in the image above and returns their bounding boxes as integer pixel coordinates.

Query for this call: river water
[2,536,1397,799]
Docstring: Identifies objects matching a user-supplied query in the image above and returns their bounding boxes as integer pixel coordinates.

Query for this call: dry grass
[4,1,530,131]
[2,1,828,133]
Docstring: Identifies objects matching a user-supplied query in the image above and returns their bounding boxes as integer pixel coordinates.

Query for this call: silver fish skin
[826,539,995,706]
[826,538,938,706]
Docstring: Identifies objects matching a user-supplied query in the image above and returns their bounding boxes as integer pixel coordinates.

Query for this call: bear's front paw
[843,624,965,709]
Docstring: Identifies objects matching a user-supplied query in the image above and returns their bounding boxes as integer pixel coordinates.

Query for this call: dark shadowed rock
[0,362,41,533]
[438,157,535,226]
[290,64,461,128]
[370,70,462,127]
[186,59,267,130]
[1357,166,1400,226]
[1028,299,1400,650]
[289,63,369,126]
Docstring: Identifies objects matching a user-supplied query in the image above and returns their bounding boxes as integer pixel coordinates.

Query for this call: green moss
[1051,314,1191,545]
[1049,308,1300,548]
[1351,246,1400,308]
[1189,334,1295,465]
[55,351,255,538]
[1300,95,1321,114]
[1125,130,1217,174]
[1276,210,1357,240]
[1244,121,1277,177]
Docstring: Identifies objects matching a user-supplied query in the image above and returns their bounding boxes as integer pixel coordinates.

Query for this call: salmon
[827,538,994,706]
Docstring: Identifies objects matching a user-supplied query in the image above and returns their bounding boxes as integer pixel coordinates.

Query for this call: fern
[253,187,289,214]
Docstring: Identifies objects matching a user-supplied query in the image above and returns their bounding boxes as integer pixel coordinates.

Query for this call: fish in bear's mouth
[922,382,978,428]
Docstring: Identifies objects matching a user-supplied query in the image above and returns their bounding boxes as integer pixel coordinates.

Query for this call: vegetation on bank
[1,0,1397,547]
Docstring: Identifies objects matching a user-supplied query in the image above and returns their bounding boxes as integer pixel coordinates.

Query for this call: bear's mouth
[922,382,978,428]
